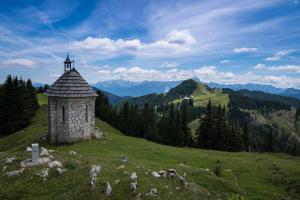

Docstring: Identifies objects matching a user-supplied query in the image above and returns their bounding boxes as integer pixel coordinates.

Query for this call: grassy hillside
[0,94,299,200]
[173,84,229,107]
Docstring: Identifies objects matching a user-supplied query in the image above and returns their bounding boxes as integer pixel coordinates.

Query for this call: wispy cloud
[254,63,266,70]
[220,60,230,64]
[0,58,38,68]
[264,50,290,61]
[268,65,300,73]
[233,47,258,53]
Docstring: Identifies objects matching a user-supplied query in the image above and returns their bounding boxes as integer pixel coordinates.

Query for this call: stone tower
[45,55,98,144]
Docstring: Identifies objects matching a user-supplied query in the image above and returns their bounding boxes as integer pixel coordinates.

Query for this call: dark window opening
[85,105,88,122]
[62,106,65,122]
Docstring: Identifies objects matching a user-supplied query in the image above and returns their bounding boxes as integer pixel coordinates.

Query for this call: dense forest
[0,75,39,136]
[95,90,247,152]
[95,79,300,155]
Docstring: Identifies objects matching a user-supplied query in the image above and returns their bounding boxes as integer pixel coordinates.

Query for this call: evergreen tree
[0,75,39,136]
[196,99,214,148]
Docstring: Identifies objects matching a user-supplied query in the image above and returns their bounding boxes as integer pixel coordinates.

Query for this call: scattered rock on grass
[130,181,138,192]
[48,160,63,168]
[5,156,16,164]
[5,168,24,177]
[89,164,101,190]
[26,147,32,152]
[135,192,142,200]
[146,188,158,197]
[152,171,161,178]
[69,151,78,156]
[117,165,125,169]
[120,155,128,163]
[40,147,49,156]
[130,172,137,180]
[37,168,49,178]
[57,167,67,175]
[106,182,112,196]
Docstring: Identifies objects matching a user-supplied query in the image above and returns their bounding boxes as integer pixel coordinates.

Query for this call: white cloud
[220,60,230,64]
[268,65,300,73]
[166,29,196,45]
[254,63,265,70]
[1,59,37,68]
[264,50,289,61]
[70,29,195,58]
[233,47,258,53]
[160,61,178,68]
[87,65,300,88]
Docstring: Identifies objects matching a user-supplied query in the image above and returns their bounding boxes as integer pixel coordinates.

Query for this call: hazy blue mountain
[93,80,181,97]
[281,88,300,100]
[208,82,285,94]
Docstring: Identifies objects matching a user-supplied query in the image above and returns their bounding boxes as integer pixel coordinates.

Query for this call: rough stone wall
[48,96,96,144]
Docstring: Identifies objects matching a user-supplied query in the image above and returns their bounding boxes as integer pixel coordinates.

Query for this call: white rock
[115,179,120,184]
[90,164,101,178]
[146,188,158,197]
[37,168,49,178]
[39,157,51,164]
[120,155,128,163]
[151,171,161,178]
[117,165,125,169]
[69,151,77,156]
[2,165,7,171]
[158,170,166,175]
[48,150,55,153]
[169,172,176,178]
[26,147,32,152]
[90,177,96,190]
[106,182,112,196]
[5,168,24,177]
[167,169,177,174]
[57,167,66,175]
[176,187,181,190]
[48,160,63,168]
[130,172,137,180]
[135,192,142,200]
[178,175,186,185]
[130,182,137,192]
[40,147,49,156]
[5,156,16,164]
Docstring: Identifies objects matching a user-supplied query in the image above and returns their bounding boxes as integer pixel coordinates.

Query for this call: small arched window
[85,105,88,122]
[62,106,65,122]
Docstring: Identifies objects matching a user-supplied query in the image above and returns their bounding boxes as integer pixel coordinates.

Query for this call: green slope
[172,82,229,107]
[0,95,299,200]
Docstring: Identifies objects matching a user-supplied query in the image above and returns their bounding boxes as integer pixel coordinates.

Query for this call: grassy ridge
[173,84,229,107]
[0,94,299,199]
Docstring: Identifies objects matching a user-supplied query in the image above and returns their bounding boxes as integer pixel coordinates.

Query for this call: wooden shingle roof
[45,68,98,97]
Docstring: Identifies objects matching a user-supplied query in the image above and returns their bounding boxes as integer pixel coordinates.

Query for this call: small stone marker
[32,143,39,163]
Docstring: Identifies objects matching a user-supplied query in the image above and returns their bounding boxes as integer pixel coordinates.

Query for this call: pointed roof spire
[64,53,72,63]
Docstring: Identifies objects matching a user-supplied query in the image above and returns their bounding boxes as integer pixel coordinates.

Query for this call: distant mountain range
[33,79,300,100]
[93,80,181,97]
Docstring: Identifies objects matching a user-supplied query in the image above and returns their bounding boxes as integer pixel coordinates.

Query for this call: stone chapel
[45,55,99,144]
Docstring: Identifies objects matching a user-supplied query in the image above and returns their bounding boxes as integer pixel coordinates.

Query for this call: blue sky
[0,0,300,88]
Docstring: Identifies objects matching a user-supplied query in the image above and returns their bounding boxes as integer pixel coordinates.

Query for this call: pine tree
[196,100,214,148]
[180,101,192,146]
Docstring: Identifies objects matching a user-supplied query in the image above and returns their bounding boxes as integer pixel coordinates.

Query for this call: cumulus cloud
[220,60,230,64]
[1,59,38,68]
[254,63,265,70]
[233,47,258,53]
[264,50,289,61]
[91,65,300,88]
[70,29,195,58]
[166,29,196,45]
